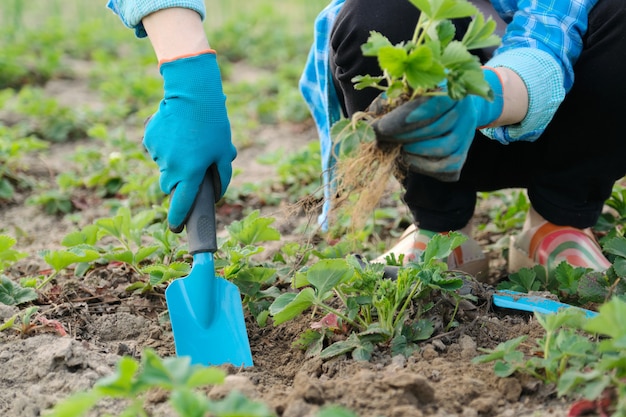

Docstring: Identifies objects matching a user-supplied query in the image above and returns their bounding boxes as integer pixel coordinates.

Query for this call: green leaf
[269,289,316,326]
[320,333,361,359]
[103,250,133,265]
[553,262,585,295]
[404,319,435,341]
[134,245,159,263]
[331,119,375,158]
[501,267,542,292]
[535,308,587,334]
[584,297,626,340]
[0,275,38,306]
[0,314,17,331]
[44,248,101,272]
[461,12,501,50]
[0,179,14,200]
[316,405,359,417]
[45,391,101,417]
[170,389,209,417]
[405,45,445,91]
[0,234,27,270]
[411,0,477,20]
[292,329,324,357]
[421,232,465,264]
[306,259,354,296]
[226,210,280,245]
[143,262,190,286]
[441,41,477,67]
[576,272,609,303]
[351,74,386,91]
[378,45,409,79]
[448,67,492,100]
[472,335,527,363]
[604,236,626,258]
[436,20,456,48]
[206,390,275,417]
[493,359,518,377]
[360,31,394,57]
[352,340,374,361]
[95,356,141,397]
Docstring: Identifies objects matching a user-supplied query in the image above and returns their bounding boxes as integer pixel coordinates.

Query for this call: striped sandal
[374,224,489,280]
[508,222,611,275]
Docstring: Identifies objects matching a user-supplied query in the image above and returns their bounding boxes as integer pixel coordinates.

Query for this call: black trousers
[329,0,626,231]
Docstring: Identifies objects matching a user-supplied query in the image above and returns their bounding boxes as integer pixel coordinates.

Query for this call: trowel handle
[187,169,219,255]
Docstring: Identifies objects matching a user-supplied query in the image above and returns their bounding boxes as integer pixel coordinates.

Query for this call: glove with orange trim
[144,51,237,232]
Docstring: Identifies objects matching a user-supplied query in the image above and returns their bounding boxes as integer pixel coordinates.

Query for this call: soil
[0,71,576,417]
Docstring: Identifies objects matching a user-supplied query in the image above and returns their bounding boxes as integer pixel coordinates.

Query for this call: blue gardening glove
[372,68,504,182]
[144,51,237,232]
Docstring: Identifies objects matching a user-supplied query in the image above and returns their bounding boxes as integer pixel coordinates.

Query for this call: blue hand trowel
[165,170,253,367]
[492,289,598,318]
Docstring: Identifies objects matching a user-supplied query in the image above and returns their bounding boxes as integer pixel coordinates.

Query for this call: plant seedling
[330,0,500,227]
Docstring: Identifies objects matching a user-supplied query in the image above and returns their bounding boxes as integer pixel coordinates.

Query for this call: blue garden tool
[165,170,254,367]
[492,289,598,318]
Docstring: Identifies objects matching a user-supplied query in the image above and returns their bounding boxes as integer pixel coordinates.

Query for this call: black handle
[186,170,218,255]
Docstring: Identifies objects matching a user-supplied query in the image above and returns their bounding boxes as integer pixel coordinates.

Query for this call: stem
[411,12,426,44]
[37,270,60,290]
[392,281,423,329]
[445,299,460,332]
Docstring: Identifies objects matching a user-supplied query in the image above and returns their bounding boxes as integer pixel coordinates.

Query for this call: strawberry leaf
[411,0,477,20]
[462,13,501,50]
[405,45,445,91]
[0,275,38,306]
[377,45,409,79]
[361,31,393,57]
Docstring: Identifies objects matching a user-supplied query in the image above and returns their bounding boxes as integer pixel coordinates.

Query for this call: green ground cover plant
[269,232,472,360]
[474,297,626,417]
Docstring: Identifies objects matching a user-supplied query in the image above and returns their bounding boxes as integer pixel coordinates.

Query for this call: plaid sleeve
[299,0,345,230]
[485,0,598,141]
[106,0,206,38]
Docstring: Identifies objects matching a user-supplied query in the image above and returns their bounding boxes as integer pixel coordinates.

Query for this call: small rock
[420,344,439,361]
[469,396,497,414]
[431,339,446,351]
[282,399,317,417]
[209,375,258,399]
[389,354,407,370]
[498,377,522,402]
[383,373,435,404]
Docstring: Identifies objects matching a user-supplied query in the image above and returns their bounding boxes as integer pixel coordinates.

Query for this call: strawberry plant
[44,348,272,417]
[269,232,473,360]
[330,0,500,227]
[216,210,283,326]
[473,297,626,416]
[0,306,67,337]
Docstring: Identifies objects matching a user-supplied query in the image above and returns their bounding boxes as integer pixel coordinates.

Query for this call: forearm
[491,67,528,127]
[142,8,210,62]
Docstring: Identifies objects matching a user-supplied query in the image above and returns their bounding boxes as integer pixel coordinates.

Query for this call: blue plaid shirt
[106,0,206,38]
[300,0,599,228]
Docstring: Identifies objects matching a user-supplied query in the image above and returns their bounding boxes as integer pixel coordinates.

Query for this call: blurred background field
[0,0,335,220]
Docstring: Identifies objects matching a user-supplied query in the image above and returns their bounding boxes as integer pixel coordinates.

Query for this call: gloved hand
[372,68,504,182]
[144,51,237,232]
